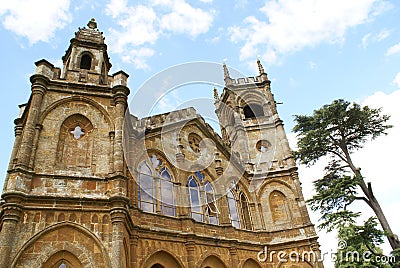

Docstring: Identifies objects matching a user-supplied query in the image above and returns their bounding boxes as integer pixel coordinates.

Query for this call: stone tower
[0,20,323,268]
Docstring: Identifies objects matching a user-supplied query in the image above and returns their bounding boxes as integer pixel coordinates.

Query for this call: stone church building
[0,19,323,268]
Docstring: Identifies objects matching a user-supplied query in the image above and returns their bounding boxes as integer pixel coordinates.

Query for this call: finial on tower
[223,62,230,79]
[213,87,219,101]
[257,58,265,75]
[87,18,97,29]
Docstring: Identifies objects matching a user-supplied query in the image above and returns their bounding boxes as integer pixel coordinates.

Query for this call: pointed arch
[56,114,94,169]
[11,222,111,268]
[38,96,114,131]
[204,181,219,224]
[199,254,227,268]
[239,192,252,230]
[270,190,290,223]
[187,175,202,222]
[142,250,183,268]
[227,190,240,228]
[242,258,262,268]
[42,250,82,268]
[243,104,264,118]
[137,153,176,216]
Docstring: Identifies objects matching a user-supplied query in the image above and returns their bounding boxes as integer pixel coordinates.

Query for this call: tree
[335,217,392,268]
[293,99,399,252]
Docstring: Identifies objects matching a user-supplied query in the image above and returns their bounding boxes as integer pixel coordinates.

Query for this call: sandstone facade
[0,19,323,268]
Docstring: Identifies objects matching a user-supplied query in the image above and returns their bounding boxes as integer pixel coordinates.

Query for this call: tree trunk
[368,192,400,250]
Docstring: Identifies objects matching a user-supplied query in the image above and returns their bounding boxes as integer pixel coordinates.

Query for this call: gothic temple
[0,19,323,268]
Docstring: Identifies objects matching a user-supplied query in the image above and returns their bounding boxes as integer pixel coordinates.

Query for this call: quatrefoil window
[71,126,85,140]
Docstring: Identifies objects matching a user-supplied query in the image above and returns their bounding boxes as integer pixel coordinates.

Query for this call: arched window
[269,190,289,223]
[188,176,202,222]
[227,190,240,228]
[56,114,93,170]
[42,251,82,268]
[137,154,176,216]
[80,54,92,70]
[187,173,219,225]
[160,167,175,216]
[138,162,155,213]
[243,104,264,119]
[204,182,218,224]
[240,192,252,230]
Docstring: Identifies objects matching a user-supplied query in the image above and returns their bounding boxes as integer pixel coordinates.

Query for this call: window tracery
[138,154,176,216]
[187,173,219,225]
[227,190,240,228]
[239,192,252,230]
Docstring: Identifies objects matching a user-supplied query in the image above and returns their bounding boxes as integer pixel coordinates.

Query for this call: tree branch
[354,196,371,206]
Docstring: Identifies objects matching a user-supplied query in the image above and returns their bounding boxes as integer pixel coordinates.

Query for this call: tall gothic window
[239,192,252,230]
[137,154,176,216]
[227,190,240,228]
[56,114,93,170]
[187,172,219,225]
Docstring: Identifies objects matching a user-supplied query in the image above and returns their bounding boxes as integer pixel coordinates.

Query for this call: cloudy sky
[0,0,399,267]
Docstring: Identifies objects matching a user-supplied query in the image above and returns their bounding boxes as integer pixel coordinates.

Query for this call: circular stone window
[256,140,271,153]
[188,133,202,153]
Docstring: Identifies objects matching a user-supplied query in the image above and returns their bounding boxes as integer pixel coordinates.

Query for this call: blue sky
[1,1,400,267]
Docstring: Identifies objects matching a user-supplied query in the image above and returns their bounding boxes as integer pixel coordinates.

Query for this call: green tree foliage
[336,218,392,268]
[293,99,399,252]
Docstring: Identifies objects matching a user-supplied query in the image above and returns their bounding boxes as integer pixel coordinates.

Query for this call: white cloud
[159,0,214,37]
[105,0,214,69]
[362,29,390,48]
[120,48,155,70]
[308,61,317,69]
[229,0,390,63]
[289,89,400,267]
[0,0,72,44]
[386,42,400,56]
[393,72,400,88]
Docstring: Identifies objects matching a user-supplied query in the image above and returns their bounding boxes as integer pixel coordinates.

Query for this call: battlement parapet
[225,74,269,87]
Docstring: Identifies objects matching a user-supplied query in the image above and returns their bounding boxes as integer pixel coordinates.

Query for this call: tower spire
[223,63,230,79]
[213,87,219,101]
[257,58,264,75]
[223,62,232,85]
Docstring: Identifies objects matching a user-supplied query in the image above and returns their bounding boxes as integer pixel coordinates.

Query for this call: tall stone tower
[0,20,323,268]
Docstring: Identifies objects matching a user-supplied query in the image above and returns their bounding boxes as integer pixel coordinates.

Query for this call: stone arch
[78,51,94,70]
[139,149,179,179]
[42,250,82,268]
[56,114,94,170]
[38,96,114,131]
[242,258,262,268]
[35,97,114,176]
[236,90,266,108]
[11,222,111,268]
[258,180,298,230]
[256,179,296,203]
[270,190,290,223]
[142,250,184,268]
[199,254,228,268]
[235,179,254,203]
